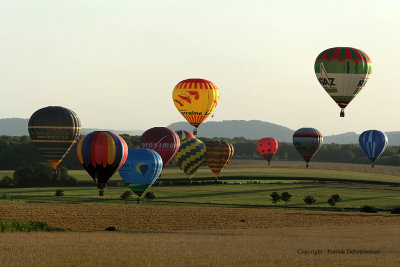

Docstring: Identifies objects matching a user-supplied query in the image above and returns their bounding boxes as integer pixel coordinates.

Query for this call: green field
[1,181,399,210]
[66,166,400,183]
[1,166,400,211]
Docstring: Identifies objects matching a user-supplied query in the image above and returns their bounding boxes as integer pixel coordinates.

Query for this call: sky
[0,0,399,135]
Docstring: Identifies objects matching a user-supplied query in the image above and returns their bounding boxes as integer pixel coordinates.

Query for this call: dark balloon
[205,140,234,180]
[292,128,323,168]
[140,127,180,167]
[76,131,128,195]
[28,106,81,168]
[359,130,388,167]
[257,137,278,166]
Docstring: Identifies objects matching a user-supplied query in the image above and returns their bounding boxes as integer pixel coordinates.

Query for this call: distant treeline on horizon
[0,135,399,171]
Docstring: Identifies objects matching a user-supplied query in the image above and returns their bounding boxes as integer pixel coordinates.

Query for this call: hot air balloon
[140,127,180,167]
[76,131,128,196]
[257,137,278,166]
[293,128,323,168]
[175,130,195,140]
[205,140,234,181]
[172,78,219,135]
[175,138,206,182]
[118,148,163,197]
[359,130,388,167]
[28,106,81,168]
[315,47,372,117]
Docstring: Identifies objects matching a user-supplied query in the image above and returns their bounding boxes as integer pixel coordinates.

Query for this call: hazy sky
[0,0,398,135]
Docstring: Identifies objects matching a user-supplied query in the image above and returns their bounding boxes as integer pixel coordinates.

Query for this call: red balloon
[140,127,180,167]
[257,137,278,165]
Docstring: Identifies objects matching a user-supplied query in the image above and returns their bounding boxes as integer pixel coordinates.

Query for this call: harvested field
[0,202,399,232]
[1,225,400,266]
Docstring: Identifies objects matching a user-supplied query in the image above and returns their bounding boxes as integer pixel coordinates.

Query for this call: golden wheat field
[1,202,400,231]
[1,202,400,266]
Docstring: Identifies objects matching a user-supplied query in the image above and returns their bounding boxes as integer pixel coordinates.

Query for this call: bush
[55,189,64,197]
[331,194,342,203]
[304,195,316,205]
[390,208,400,214]
[327,198,335,206]
[360,205,378,213]
[0,219,50,232]
[270,192,281,205]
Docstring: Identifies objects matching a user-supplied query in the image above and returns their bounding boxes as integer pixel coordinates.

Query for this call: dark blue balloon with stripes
[359,130,388,167]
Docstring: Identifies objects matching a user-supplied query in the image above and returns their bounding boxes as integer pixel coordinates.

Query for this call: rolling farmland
[1,161,400,266]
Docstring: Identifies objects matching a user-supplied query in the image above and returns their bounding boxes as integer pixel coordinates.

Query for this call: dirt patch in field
[1,202,399,232]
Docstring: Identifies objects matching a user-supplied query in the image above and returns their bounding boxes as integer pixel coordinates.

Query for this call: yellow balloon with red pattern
[172,78,219,133]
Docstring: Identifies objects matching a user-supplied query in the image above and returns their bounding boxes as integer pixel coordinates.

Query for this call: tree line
[0,135,399,170]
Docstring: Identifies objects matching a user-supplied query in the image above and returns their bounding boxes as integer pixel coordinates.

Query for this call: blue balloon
[359,130,388,167]
[118,148,163,197]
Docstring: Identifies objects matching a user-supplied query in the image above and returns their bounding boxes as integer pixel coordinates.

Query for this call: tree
[120,191,132,204]
[304,195,316,206]
[331,194,342,203]
[13,163,77,187]
[327,198,336,206]
[281,192,292,208]
[270,192,281,205]
[0,176,14,187]
[328,194,342,206]
[55,189,64,197]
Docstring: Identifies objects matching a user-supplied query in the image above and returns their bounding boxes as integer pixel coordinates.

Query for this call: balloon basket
[340,109,345,117]
[99,190,104,196]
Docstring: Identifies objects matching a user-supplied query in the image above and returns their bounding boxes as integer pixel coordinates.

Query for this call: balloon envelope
[359,130,388,167]
[28,106,81,168]
[257,138,278,165]
[172,78,219,133]
[315,47,372,117]
[76,131,128,195]
[175,130,195,140]
[119,148,163,197]
[140,127,180,167]
[205,140,234,178]
[175,138,206,179]
[293,128,323,167]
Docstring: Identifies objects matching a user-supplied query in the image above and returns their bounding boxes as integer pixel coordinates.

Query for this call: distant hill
[0,118,29,136]
[168,120,400,146]
[0,118,143,136]
[323,132,358,144]
[1,118,400,146]
[167,120,295,142]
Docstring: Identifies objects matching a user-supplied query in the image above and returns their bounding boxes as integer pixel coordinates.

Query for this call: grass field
[1,160,400,210]
[1,182,400,210]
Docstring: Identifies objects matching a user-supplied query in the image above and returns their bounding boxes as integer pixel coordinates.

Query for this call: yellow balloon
[172,78,219,133]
